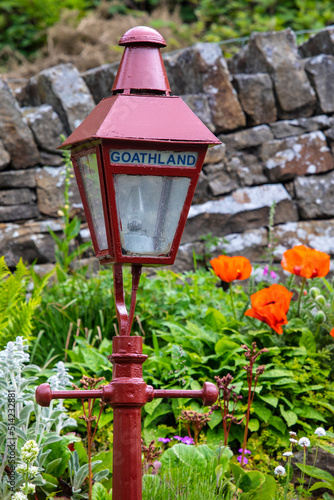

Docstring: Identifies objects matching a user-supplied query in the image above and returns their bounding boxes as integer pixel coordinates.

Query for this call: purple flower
[263,266,269,276]
[238,449,251,454]
[237,455,248,464]
[182,436,194,445]
[158,437,171,443]
[173,436,182,441]
[173,436,194,445]
[270,270,277,279]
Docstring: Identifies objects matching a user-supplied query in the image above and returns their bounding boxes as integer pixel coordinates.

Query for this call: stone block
[81,63,119,104]
[0,79,40,169]
[0,219,63,266]
[305,55,334,113]
[181,94,214,131]
[203,161,239,196]
[35,166,84,218]
[33,63,95,133]
[192,171,210,205]
[228,29,316,118]
[39,151,64,166]
[0,189,35,206]
[0,169,37,189]
[164,43,245,132]
[226,153,268,187]
[216,227,268,261]
[0,140,10,171]
[0,204,40,222]
[273,220,334,259]
[219,125,273,151]
[22,104,65,153]
[174,227,268,271]
[294,170,334,219]
[262,131,333,182]
[182,183,298,242]
[299,27,334,58]
[233,73,277,125]
[270,115,331,139]
[204,143,226,164]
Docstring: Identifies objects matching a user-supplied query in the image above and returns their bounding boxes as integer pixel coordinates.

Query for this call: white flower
[289,431,297,436]
[283,451,294,457]
[289,438,298,443]
[274,466,286,476]
[314,427,326,437]
[12,493,28,500]
[298,437,311,448]
[20,483,35,494]
[28,465,39,476]
[21,440,39,462]
[16,464,28,474]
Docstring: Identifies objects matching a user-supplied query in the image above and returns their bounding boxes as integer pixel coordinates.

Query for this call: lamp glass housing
[114,174,190,256]
[76,153,108,250]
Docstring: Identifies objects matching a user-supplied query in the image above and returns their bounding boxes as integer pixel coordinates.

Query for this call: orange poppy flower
[210,255,252,283]
[281,245,330,279]
[244,284,293,334]
[330,328,334,338]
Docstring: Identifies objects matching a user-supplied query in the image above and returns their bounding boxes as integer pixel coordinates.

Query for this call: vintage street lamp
[36,26,220,500]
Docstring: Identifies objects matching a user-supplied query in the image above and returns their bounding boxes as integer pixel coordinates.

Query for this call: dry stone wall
[2,27,334,272]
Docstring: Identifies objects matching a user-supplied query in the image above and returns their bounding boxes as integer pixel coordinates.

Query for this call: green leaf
[145,398,163,416]
[296,464,334,484]
[45,458,62,475]
[294,405,327,422]
[309,481,334,493]
[144,403,171,428]
[240,470,264,492]
[160,443,207,470]
[258,394,278,408]
[40,473,58,493]
[91,451,112,474]
[248,419,259,432]
[319,444,334,455]
[269,416,286,434]
[299,329,316,353]
[81,348,107,374]
[251,473,276,500]
[252,401,272,423]
[262,369,295,379]
[92,482,112,500]
[279,405,298,427]
[208,410,223,429]
[215,337,240,355]
[204,308,226,330]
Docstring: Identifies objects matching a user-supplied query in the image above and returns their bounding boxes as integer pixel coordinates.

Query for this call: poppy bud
[310,287,320,298]
[314,311,326,324]
[315,295,326,307]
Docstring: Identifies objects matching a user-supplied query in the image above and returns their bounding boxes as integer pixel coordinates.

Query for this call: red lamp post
[35,26,221,500]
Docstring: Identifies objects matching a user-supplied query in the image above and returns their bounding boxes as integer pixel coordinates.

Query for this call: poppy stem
[229,282,237,320]
[297,277,306,317]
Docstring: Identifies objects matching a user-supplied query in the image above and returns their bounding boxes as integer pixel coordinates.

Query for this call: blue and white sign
[109,149,198,167]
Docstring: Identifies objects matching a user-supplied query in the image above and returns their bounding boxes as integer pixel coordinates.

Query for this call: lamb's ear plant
[0,337,78,498]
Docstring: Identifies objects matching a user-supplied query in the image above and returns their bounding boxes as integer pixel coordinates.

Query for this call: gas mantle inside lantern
[60,26,220,266]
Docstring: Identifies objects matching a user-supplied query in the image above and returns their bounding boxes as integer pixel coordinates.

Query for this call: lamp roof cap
[119,26,166,47]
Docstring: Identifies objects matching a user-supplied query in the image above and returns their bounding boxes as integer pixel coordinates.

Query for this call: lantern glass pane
[76,153,108,250]
[114,174,190,256]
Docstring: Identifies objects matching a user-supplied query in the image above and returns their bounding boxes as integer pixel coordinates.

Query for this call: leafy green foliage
[0,0,99,57]
[0,257,53,349]
[30,265,334,460]
[2,0,334,65]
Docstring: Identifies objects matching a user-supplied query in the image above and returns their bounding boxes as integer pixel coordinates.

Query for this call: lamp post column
[108,336,153,500]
